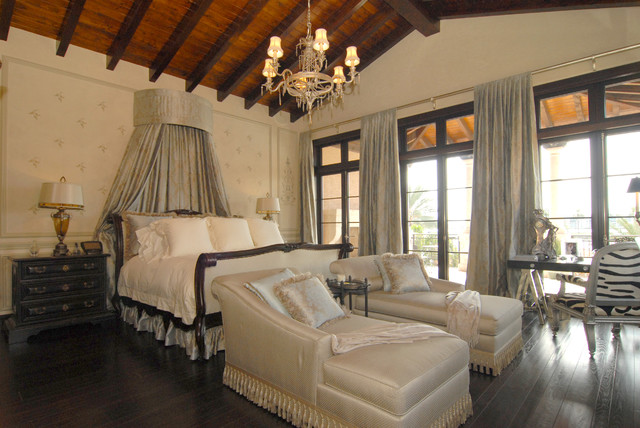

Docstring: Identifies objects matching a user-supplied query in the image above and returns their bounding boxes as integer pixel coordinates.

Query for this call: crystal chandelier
[262,0,360,120]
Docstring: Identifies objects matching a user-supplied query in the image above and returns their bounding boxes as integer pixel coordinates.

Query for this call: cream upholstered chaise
[330,255,524,376]
[212,268,473,428]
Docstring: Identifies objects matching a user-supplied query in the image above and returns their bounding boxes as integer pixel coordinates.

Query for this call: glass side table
[326,276,370,317]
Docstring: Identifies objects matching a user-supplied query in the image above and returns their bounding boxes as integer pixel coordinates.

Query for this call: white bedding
[118,255,221,325]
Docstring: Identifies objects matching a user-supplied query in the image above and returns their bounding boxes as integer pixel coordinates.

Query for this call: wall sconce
[256,193,280,221]
[627,177,640,226]
[39,176,84,256]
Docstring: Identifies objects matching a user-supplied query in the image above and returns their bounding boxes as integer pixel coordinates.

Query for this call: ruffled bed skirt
[469,333,523,376]
[224,363,473,428]
[120,305,225,360]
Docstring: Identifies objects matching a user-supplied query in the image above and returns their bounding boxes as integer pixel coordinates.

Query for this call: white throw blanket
[331,323,455,354]
[445,290,481,347]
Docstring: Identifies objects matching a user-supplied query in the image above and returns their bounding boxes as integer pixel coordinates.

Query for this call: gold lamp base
[51,209,71,256]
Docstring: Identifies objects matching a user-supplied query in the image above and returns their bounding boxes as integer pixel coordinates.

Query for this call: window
[399,103,474,281]
[314,131,360,251]
[536,62,640,254]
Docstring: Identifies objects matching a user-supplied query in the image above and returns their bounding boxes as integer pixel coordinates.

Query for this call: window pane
[348,140,360,161]
[446,155,473,188]
[554,218,593,258]
[322,174,341,198]
[446,155,472,283]
[321,222,341,244]
[348,171,359,197]
[407,159,438,192]
[606,130,640,240]
[348,225,359,250]
[446,114,474,144]
[605,78,640,118]
[348,197,359,222]
[322,198,342,220]
[540,139,591,181]
[407,190,437,221]
[539,90,589,129]
[542,180,591,218]
[606,131,640,176]
[406,123,436,151]
[321,144,341,165]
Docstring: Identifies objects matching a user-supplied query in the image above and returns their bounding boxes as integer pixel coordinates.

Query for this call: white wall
[0,29,301,314]
[310,7,640,138]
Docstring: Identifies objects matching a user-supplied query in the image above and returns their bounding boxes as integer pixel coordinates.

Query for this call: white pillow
[274,273,345,328]
[244,268,295,317]
[246,217,284,247]
[136,223,169,263]
[154,217,214,257]
[206,217,254,251]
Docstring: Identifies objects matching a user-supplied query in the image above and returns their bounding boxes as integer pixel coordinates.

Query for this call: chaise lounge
[212,267,474,428]
[330,255,524,376]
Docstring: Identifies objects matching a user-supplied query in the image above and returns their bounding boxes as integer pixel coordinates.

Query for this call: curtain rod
[310,42,640,134]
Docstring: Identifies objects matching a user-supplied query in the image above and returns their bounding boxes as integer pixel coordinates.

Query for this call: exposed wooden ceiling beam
[457,118,473,140]
[56,0,87,57]
[149,0,215,83]
[244,0,368,110]
[106,0,152,71]
[272,6,396,117]
[186,0,270,93]
[540,99,552,128]
[289,21,413,122]
[215,1,309,103]
[0,0,15,41]
[381,0,439,37]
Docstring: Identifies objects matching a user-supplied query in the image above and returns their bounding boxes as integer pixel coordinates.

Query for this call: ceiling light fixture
[262,0,360,121]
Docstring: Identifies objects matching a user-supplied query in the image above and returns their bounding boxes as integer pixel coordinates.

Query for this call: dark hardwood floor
[1,311,638,427]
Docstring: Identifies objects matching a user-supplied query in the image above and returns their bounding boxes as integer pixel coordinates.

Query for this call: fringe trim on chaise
[469,333,523,376]
[120,305,224,360]
[224,363,354,428]
[224,363,474,428]
[429,392,473,428]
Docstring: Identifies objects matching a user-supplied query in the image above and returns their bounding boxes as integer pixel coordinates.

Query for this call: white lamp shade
[313,28,329,52]
[333,66,346,84]
[256,197,280,214]
[262,59,277,78]
[39,181,84,210]
[267,36,284,59]
[345,46,360,67]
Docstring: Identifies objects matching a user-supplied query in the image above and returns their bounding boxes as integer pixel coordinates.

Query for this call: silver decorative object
[531,209,558,260]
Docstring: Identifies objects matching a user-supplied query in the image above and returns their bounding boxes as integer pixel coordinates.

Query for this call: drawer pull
[32,307,46,315]
[83,281,92,288]
[32,286,47,294]
[62,265,70,272]
[62,284,70,292]
[62,304,70,312]
[84,300,95,308]
[29,266,47,274]
[83,263,96,270]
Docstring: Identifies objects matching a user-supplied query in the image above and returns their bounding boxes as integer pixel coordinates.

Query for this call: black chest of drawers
[3,254,114,344]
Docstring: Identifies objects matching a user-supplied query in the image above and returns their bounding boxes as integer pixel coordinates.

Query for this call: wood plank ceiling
[1,0,638,122]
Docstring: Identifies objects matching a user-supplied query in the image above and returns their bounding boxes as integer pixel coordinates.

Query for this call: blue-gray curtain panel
[359,108,403,255]
[300,130,318,243]
[466,72,541,296]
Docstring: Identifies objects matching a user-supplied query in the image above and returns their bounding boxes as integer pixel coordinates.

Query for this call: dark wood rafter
[0,0,15,40]
[289,20,413,122]
[149,0,215,83]
[106,0,153,71]
[272,6,397,117]
[243,0,369,110]
[381,0,439,37]
[215,1,309,103]
[186,0,271,93]
[458,117,473,140]
[56,0,87,57]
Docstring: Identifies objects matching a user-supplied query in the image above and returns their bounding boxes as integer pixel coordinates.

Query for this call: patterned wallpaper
[2,58,132,237]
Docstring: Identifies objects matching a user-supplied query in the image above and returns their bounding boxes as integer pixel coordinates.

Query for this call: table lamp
[627,177,640,226]
[39,177,84,256]
[256,193,280,221]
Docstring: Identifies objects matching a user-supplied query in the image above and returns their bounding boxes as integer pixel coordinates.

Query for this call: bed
[111,210,352,359]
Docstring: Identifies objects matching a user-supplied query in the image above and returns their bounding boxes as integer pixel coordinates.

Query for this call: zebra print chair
[549,242,640,357]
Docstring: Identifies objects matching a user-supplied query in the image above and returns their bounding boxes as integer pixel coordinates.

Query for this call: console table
[507,258,591,324]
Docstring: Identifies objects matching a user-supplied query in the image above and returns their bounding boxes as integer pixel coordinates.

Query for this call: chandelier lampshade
[262,0,360,120]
